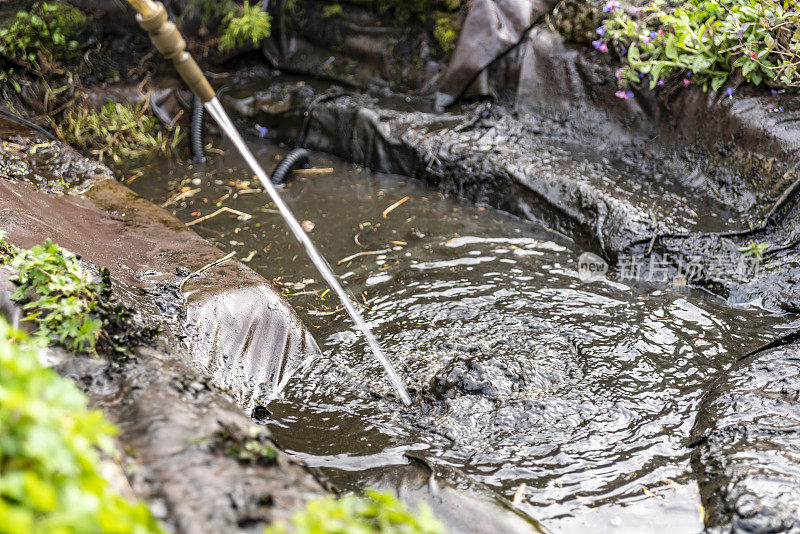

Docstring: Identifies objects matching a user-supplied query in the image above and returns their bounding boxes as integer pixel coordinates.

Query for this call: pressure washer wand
[125,0,216,103]
[125,0,413,406]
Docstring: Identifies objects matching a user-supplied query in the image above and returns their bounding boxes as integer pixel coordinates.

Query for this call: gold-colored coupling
[133,1,216,102]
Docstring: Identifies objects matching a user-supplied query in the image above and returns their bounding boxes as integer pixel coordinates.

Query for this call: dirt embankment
[0,120,328,532]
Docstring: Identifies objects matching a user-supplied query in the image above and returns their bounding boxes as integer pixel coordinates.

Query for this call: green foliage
[433,13,460,53]
[322,4,345,18]
[59,101,182,163]
[2,235,155,355]
[0,2,86,66]
[0,317,164,534]
[219,1,272,51]
[8,239,103,353]
[738,241,772,258]
[265,489,446,534]
[600,0,800,92]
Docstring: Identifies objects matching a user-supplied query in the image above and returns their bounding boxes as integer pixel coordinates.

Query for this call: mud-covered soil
[0,120,328,532]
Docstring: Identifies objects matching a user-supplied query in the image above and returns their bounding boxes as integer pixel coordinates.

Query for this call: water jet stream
[204,99,412,405]
[126,0,412,405]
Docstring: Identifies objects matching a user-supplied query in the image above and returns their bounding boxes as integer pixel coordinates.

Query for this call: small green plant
[596,0,800,93]
[265,489,446,534]
[433,13,460,53]
[0,317,164,533]
[212,424,277,465]
[58,101,182,163]
[219,1,272,51]
[322,3,344,18]
[2,235,155,355]
[0,2,86,66]
[738,241,772,258]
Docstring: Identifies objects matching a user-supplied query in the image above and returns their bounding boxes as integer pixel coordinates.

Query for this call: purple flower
[615,68,624,80]
[254,124,268,138]
[683,78,691,87]
[657,79,665,87]
[615,90,634,100]
[638,71,645,79]
[603,0,621,12]
[592,40,609,53]
[642,35,651,44]
[725,87,735,96]
[631,7,641,14]
[651,31,658,39]
[596,25,606,36]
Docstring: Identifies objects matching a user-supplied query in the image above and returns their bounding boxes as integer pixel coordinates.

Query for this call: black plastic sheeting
[692,343,800,533]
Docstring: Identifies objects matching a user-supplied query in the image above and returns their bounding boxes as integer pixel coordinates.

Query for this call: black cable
[190,94,206,164]
[0,108,58,142]
[270,148,309,185]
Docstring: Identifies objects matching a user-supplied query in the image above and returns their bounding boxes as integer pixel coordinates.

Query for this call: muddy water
[127,141,787,533]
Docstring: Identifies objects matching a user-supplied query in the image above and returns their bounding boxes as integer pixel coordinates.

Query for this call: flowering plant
[595,0,800,93]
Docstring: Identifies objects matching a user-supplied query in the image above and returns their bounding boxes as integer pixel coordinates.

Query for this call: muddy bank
[0,120,327,531]
[691,343,800,533]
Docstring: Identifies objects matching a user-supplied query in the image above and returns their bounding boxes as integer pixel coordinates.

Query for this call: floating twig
[178,251,236,291]
[162,188,200,208]
[382,196,410,218]
[292,167,334,175]
[337,249,389,265]
[186,206,252,226]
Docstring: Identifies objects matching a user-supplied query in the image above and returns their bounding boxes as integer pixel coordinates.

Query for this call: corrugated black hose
[190,94,206,164]
[271,148,309,185]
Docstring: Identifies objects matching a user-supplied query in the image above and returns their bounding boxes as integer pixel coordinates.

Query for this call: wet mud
[691,343,800,533]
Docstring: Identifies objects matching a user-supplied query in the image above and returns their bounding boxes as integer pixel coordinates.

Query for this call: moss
[322,3,344,17]
[433,12,460,53]
[57,100,182,164]
[0,2,86,66]
[0,317,164,533]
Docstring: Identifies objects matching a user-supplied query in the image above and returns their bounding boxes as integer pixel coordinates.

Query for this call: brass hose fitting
[128,0,216,102]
